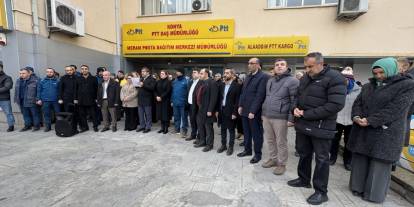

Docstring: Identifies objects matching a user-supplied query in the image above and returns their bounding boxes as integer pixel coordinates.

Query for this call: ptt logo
[127,28,143,35]
[209,25,229,32]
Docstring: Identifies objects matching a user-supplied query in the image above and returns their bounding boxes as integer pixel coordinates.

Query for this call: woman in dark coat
[155,70,172,134]
[347,57,414,203]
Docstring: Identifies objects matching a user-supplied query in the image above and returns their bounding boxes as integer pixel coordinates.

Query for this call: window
[141,0,210,16]
[268,0,338,8]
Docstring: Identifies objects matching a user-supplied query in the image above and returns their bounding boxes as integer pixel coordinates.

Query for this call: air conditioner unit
[337,0,368,21]
[192,0,209,12]
[46,0,85,36]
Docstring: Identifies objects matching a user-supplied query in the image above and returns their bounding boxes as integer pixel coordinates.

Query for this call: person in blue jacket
[171,68,189,138]
[36,68,60,132]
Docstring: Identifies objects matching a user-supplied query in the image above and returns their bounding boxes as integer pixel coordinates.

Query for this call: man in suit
[97,71,120,132]
[237,58,270,164]
[137,67,156,133]
[194,68,219,152]
[217,68,241,156]
[186,69,202,142]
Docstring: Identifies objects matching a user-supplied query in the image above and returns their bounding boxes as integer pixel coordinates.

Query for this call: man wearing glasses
[237,58,270,164]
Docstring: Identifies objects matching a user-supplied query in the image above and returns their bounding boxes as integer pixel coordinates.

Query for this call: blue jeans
[0,100,15,127]
[20,105,40,127]
[42,101,60,126]
[173,105,188,132]
[242,116,264,158]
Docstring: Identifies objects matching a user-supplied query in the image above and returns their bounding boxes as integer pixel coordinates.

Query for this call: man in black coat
[288,52,346,205]
[194,68,219,152]
[59,66,80,133]
[75,65,99,132]
[97,71,120,132]
[217,68,241,156]
[186,69,202,142]
[0,62,15,132]
[237,58,270,164]
[137,67,156,133]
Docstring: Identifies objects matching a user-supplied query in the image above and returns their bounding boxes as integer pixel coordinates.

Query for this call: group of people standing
[0,53,413,205]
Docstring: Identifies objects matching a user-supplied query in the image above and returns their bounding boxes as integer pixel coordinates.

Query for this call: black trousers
[237,117,243,134]
[330,123,352,165]
[196,114,214,148]
[189,105,198,139]
[124,107,138,130]
[79,105,98,130]
[220,112,236,147]
[296,131,332,194]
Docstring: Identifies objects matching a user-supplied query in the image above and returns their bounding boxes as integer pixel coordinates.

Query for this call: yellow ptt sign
[123,19,235,41]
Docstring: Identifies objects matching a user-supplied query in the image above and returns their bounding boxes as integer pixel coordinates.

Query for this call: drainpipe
[31,0,39,34]
[114,0,121,70]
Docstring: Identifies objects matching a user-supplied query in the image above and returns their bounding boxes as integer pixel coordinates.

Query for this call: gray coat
[14,75,38,107]
[262,70,299,122]
[336,84,361,126]
[347,75,414,162]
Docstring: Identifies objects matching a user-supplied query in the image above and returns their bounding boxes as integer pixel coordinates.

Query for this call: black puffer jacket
[348,75,414,162]
[294,67,347,139]
[0,72,13,101]
[75,73,98,106]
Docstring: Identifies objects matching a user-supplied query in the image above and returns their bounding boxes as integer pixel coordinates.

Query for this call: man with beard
[59,66,80,133]
[217,68,241,156]
[75,65,99,132]
[194,68,218,152]
[36,68,60,132]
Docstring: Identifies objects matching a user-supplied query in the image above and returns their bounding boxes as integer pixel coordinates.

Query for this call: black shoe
[185,136,195,141]
[20,126,31,132]
[239,142,244,147]
[202,146,212,152]
[237,151,252,157]
[136,128,144,132]
[163,129,168,134]
[44,126,51,132]
[101,127,110,132]
[344,163,352,171]
[143,129,150,133]
[7,126,14,132]
[287,178,312,188]
[124,128,128,131]
[217,145,227,153]
[250,156,261,164]
[352,191,363,197]
[329,159,336,166]
[194,143,206,148]
[112,127,117,132]
[193,140,199,145]
[158,129,164,133]
[306,192,328,205]
[32,126,40,132]
[226,147,234,156]
[93,127,99,132]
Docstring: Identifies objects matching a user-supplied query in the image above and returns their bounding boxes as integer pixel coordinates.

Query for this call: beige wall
[12,0,118,55]
[120,0,414,57]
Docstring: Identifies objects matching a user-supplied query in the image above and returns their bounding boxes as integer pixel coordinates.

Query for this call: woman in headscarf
[347,57,414,203]
[155,70,172,134]
[120,73,138,131]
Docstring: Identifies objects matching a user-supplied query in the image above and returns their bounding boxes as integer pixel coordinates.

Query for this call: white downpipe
[31,0,39,34]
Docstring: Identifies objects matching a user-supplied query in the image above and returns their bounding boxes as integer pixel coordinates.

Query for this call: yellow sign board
[0,0,8,30]
[122,19,234,41]
[123,39,233,57]
[233,36,309,56]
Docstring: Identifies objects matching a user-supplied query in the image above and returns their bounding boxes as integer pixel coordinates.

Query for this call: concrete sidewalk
[0,123,412,207]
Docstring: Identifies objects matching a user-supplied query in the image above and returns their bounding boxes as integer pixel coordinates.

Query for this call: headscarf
[372,57,399,86]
